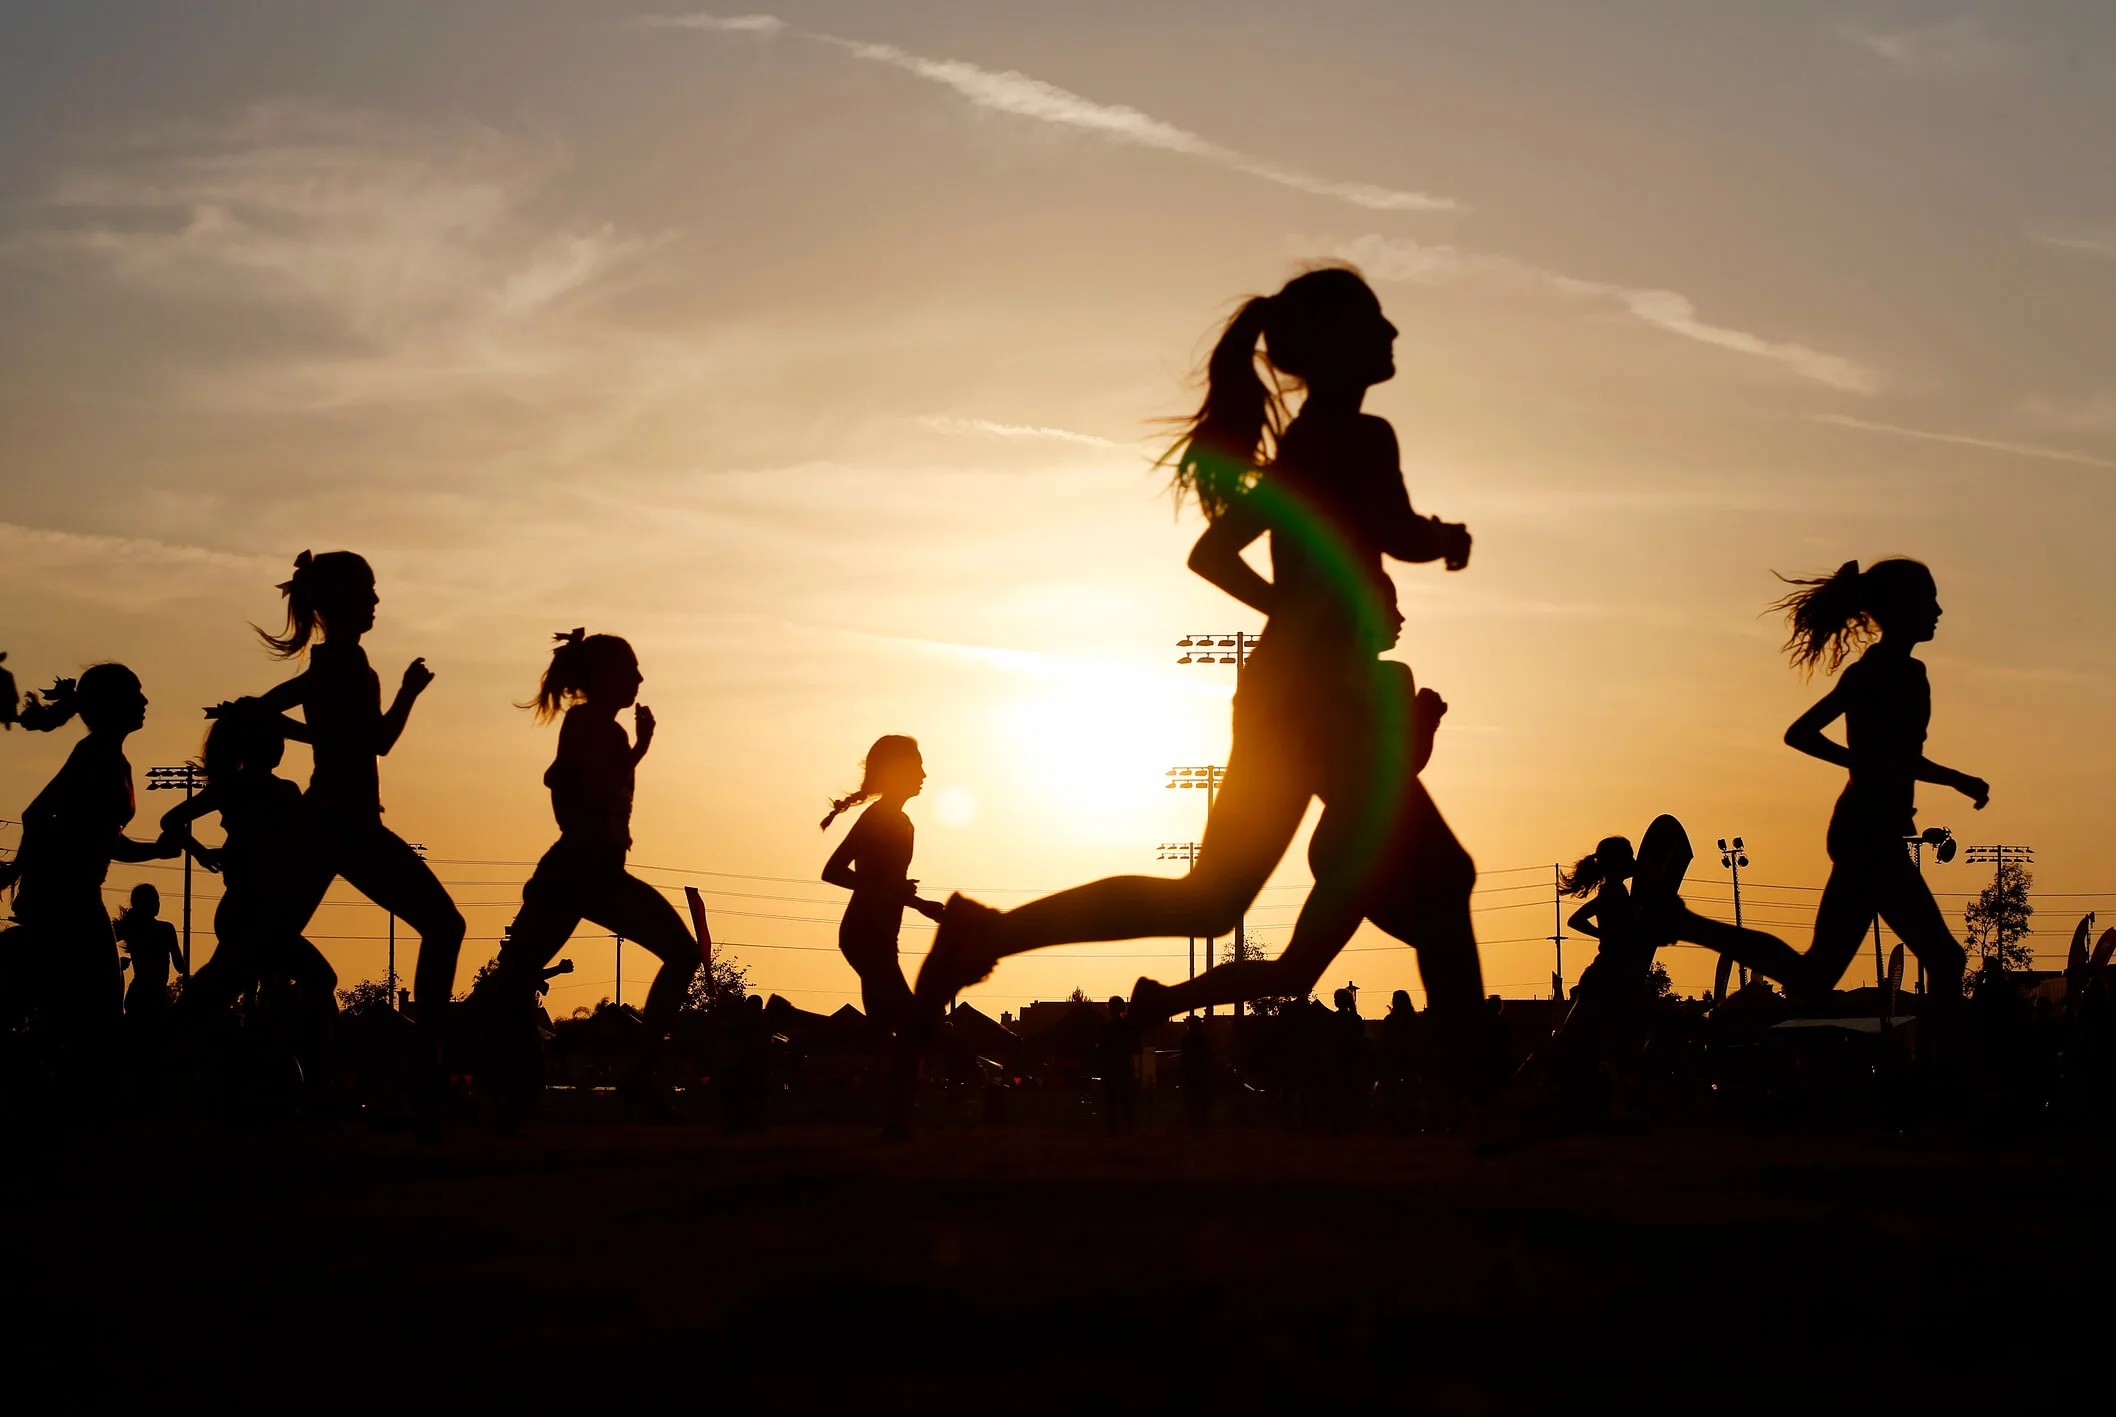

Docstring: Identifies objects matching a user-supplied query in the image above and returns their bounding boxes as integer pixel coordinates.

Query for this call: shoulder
[860,804,912,838]
[559,709,623,748]
[1353,414,1400,456]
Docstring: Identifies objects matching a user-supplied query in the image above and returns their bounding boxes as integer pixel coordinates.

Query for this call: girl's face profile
[87,671,148,735]
[1881,573,1942,646]
[1306,286,1397,389]
[880,750,926,800]
[322,571,379,639]
[589,650,642,709]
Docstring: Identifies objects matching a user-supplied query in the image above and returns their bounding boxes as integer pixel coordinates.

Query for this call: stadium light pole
[1717,837,1750,993]
[389,842,428,1012]
[145,764,206,973]
[1165,767,1236,1013]
[1159,841,1204,1016]
[1175,632,1254,675]
[1173,631,1256,1015]
[1963,843,2034,979]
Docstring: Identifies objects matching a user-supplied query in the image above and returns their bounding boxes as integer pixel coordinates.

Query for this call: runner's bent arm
[1187,498,1278,617]
[1784,682,1853,769]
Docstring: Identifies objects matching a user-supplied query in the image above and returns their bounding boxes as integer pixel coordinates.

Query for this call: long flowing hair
[17,663,138,732]
[257,550,374,659]
[1770,557,1934,676]
[1560,837,1634,898]
[1160,265,1377,519]
[820,734,921,830]
[521,629,636,723]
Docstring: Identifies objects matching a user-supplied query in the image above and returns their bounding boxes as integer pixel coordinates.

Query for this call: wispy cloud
[2018,393,2116,434]
[635,11,783,32]
[10,102,655,408]
[917,416,1128,449]
[641,13,1457,213]
[1324,233,1875,393]
[1809,413,2114,469]
[1842,15,2017,75]
[2032,230,2116,262]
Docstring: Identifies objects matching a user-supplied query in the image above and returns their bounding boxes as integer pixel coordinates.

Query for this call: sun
[986,660,1227,845]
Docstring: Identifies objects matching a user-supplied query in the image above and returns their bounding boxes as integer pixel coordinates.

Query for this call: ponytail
[17,676,79,733]
[1772,559,1867,675]
[256,550,373,659]
[1163,295,1283,519]
[821,734,921,830]
[521,629,635,722]
[1560,836,1634,898]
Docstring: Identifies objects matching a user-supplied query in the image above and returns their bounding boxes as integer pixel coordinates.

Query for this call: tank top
[546,708,634,851]
[1837,652,1929,835]
[21,736,134,900]
[1254,412,1414,665]
[304,642,384,815]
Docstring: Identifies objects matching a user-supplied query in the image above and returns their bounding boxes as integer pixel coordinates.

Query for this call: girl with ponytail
[822,734,942,1139]
[822,735,944,1020]
[1775,558,1984,1000]
[0,664,179,1093]
[489,631,699,1111]
[918,267,1483,1039]
[249,551,464,1080]
[159,700,338,1098]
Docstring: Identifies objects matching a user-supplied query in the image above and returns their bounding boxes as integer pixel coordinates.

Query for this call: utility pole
[389,842,428,1013]
[614,932,624,1009]
[1166,765,1230,1013]
[1717,837,1750,991]
[1173,631,1256,1016]
[145,764,206,973]
[1963,843,2034,979]
[1903,827,1957,993]
[1158,841,1204,1015]
[1549,863,1565,1022]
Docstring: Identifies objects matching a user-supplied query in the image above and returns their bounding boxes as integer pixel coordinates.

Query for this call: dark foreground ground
[11,1109,2115,1410]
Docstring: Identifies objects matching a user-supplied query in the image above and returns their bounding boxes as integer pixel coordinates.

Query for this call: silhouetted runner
[916,268,1479,1033]
[1775,559,1983,1005]
[822,734,944,1139]
[491,631,700,1114]
[249,551,465,1091]
[0,666,180,1104]
[161,699,338,1092]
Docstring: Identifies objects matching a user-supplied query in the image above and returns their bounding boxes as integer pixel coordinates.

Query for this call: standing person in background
[113,882,185,1107]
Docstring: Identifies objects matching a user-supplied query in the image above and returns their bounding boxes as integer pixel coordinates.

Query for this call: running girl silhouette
[916,267,1480,1025]
[822,734,943,1139]
[0,666,180,1093]
[1563,837,1642,1002]
[822,735,945,1027]
[249,551,464,1073]
[161,700,338,1081]
[489,631,700,1100]
[1775,558,1983,1002]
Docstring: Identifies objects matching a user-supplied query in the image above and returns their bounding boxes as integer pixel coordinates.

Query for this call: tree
[1965,861,2034,982]
[684,949,752,1013]
[336,979,396,1016]
[1648,961,1675,1000]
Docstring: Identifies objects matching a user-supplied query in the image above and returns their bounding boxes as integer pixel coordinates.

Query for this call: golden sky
[4,2,2115,1015]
